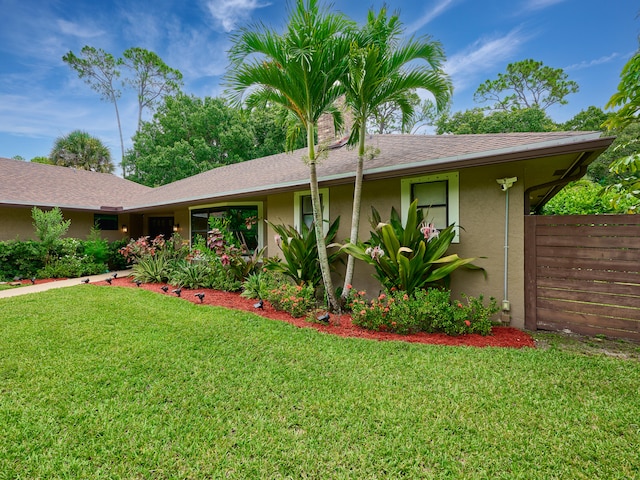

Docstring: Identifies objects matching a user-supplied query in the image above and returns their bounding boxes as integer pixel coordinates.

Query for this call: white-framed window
[293,188,329,234]
[401,172,460,243]
[189,201,264,251]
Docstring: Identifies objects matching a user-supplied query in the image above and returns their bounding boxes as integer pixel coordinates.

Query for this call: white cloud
[57,19,105,39]
[119,10,164,51]
[406,0,459,35]
[204,0,271,32]
[162,22,231,80]
[444,28,531,92]
[523,0,567,11]
[564,52,622,71]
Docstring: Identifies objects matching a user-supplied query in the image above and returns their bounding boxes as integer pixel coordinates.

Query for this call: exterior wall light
[122,224,128,233]
[173,224,179,232]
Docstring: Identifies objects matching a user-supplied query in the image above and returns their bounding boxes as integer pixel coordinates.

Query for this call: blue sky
[0,0,637,162]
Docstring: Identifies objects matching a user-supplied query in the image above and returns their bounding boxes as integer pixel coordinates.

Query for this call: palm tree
[50,130,115,173]
[340,7,452,298]
[226,0,354,311]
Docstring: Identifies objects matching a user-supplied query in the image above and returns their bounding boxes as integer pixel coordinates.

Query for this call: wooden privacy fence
[525,214,640,340]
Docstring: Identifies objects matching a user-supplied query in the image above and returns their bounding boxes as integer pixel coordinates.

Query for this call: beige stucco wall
[0,207,34,240]
[0,206,127,242]
[262,167,528,328]
[454,165,525,328]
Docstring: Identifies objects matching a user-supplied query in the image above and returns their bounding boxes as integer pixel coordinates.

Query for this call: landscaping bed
[98,276,535,349]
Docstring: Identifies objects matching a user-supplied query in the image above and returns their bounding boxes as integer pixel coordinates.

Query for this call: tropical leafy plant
[131,254,172,283]
[169,261,212,289]
[265,218,342,288]
[240,271,271,300]
[341,200,484,295]
[207,260,242,292]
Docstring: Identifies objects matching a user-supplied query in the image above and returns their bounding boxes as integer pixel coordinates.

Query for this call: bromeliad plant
[341,200,484,295]
[265,218,342,288]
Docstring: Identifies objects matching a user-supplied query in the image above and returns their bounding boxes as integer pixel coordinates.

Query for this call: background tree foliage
[49,130,114,173]
[122,47,183,132]
[541,179,636,215]
[63,46,183,175]
[435,107,557,134]
[603,50,640,212]
[473,59,579,111]
[63,47,125,173]
[123,94,302,186]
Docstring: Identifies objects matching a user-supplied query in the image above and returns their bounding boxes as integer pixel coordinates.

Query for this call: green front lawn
[1,286,639,478]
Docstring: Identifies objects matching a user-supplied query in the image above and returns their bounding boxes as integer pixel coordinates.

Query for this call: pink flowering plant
[203,216,265,283]
[341,200,484,295]
[350,287,498,336]
[119,235,166,264]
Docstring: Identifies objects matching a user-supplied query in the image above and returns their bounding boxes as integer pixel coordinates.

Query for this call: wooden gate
[525,214,640,340]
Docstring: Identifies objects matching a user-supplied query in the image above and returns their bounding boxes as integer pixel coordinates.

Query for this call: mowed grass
[1,286,639,479]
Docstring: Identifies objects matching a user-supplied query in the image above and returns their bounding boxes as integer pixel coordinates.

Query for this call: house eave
[361,134,614,182]
[0,200,125,212]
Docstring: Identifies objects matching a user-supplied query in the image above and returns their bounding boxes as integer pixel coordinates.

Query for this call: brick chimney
[317,96,353,146]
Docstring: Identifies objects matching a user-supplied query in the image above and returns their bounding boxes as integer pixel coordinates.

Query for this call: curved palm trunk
[342,126,366,298]
[308,122,339,312]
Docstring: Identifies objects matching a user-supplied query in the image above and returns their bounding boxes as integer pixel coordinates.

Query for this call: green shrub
[31,206,70,265]
[266,282,316,318]
[38,255,106,279]
[206,259,242,292]
[350,288,499,336]
[107,238,130,271]
[0,240,44,280]
[83,226,109,265]
[541,179,636,215]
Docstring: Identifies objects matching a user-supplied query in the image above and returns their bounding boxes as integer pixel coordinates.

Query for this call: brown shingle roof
[0,158,151,210]
[127,132,612,210]
[1,132,613,212]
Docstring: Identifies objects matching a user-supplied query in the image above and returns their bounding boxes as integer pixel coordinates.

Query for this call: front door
[148,216,174,240]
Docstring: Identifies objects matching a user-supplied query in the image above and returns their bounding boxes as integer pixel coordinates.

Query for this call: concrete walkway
[0,270,132,299]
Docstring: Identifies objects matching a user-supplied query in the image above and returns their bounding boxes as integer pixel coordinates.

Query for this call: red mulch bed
[96,277,535,349]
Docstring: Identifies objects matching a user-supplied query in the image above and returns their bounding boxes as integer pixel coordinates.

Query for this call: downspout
[496,177,518,324]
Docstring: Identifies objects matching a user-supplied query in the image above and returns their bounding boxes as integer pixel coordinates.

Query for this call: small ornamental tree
[31,207,71,266]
